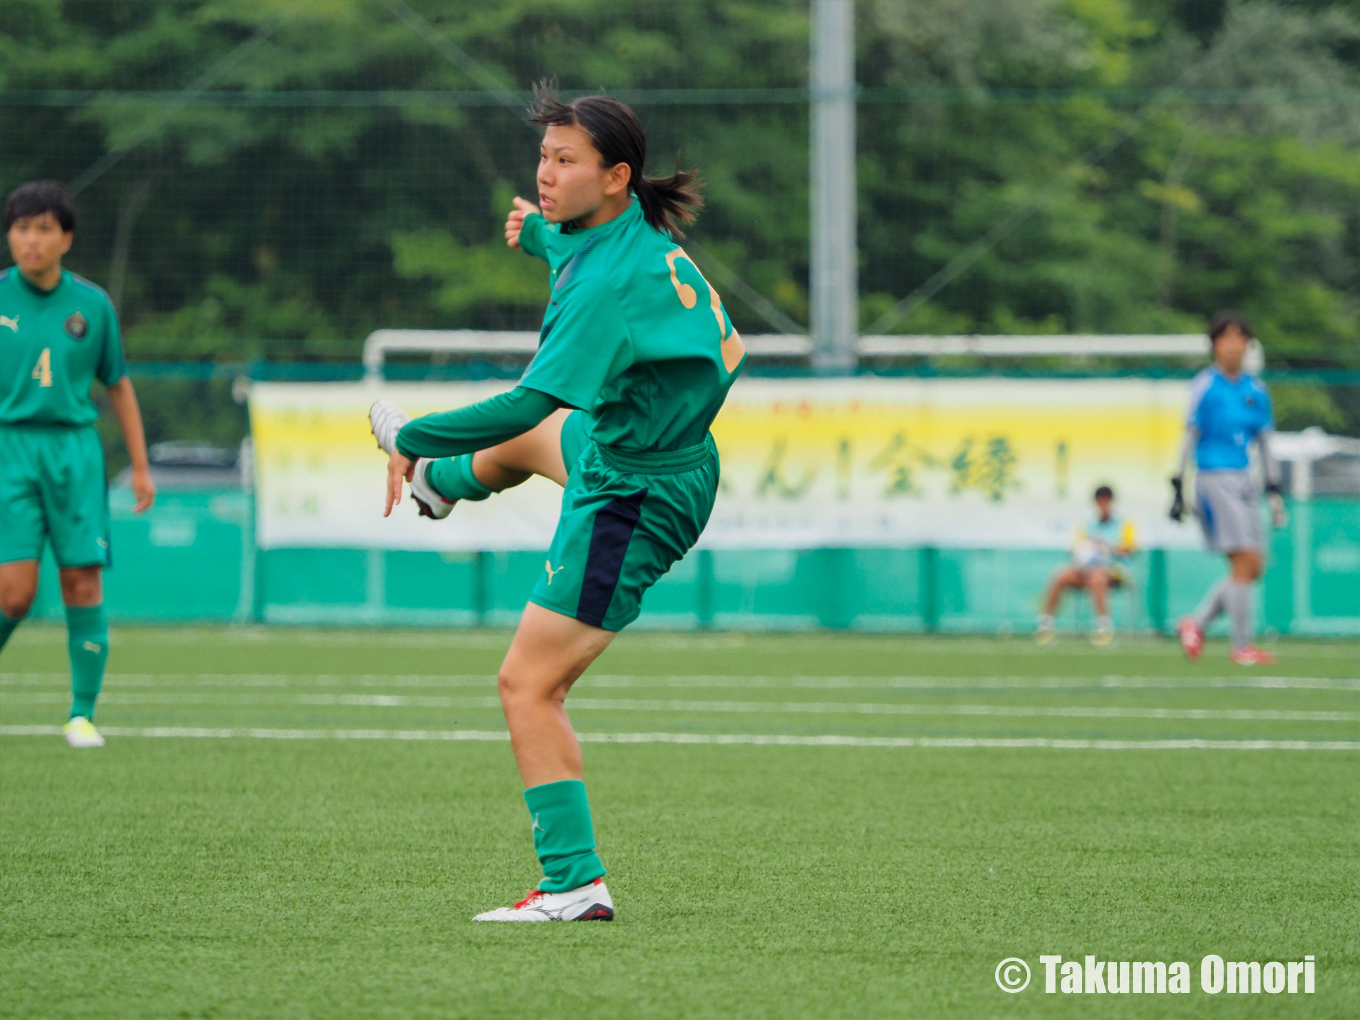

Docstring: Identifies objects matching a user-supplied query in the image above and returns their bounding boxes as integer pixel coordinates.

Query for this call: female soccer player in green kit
[370,87,746,921]
[0,181,156,748]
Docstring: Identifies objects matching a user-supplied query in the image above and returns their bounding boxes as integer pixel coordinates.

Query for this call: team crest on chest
[64,312,87,339]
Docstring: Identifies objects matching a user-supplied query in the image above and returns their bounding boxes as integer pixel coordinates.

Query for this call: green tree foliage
[0,0,1355,435]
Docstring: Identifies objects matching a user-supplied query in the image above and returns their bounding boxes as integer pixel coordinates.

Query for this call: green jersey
[0,268,124,426]
[518,198,746,453]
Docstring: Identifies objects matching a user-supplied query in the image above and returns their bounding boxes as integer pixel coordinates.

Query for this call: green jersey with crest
[0,268,124,426]
[517,198,746,453]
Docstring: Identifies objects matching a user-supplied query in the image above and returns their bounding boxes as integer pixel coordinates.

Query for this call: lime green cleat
[63,716,105,748]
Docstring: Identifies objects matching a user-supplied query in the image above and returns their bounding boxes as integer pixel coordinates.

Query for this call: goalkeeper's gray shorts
[1195,470,1262,553]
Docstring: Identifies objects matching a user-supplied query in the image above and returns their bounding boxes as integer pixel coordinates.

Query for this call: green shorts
[529,410,719,632]
[0,424,110,568]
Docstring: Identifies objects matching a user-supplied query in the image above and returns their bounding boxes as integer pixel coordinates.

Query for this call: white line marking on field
[2,672,1356,691]
[10,628,1358,659]
[566,698,1360,722]
[3,690,1356,722]
[599,674,1360,692]
[1,724,1356,751]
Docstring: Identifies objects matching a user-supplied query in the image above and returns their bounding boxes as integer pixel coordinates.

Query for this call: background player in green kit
[369,87,746,921]
[0,181,155,748]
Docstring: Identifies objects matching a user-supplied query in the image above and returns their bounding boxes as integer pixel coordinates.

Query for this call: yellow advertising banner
[249,377,1199,550]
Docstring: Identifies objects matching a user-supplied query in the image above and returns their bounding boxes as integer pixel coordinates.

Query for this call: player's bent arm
[1169,427,1197,521]
[107,376,155,513]
[1118,521,1136,557]
[507,199,547,260]
[395,386,565,460]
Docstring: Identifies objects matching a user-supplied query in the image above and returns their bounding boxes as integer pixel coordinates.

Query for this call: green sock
[524,780,606,893]
[426,454,494,503]
[0,611,20,653]
[66,603,109,721]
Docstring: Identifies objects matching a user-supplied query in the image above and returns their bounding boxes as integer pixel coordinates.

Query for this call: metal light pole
[810,0,857,370]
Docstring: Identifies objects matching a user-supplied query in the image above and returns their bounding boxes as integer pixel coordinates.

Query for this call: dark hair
[4,180,76,233]
[529,83,703,238]
[1094,485,1115,501]
[1208,309,1252,343]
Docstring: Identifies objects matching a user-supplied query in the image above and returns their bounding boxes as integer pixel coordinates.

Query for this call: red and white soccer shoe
[1177,618,1204,661]
[473,879,615,922]
[368,400,454,520]
[1230,646,1277,667]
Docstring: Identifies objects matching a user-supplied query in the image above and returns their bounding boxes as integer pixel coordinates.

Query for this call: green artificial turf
[1,627,1357,1018]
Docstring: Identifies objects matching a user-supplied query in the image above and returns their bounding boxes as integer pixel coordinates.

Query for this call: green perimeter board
[18,488,1360,636]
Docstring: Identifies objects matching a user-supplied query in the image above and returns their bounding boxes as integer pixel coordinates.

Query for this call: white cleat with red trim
[1230,645,1277,666]
[473,879,615,922]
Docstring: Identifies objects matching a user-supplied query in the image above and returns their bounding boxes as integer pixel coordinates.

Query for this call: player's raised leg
[473,603,616,922]
[370,400,572,515]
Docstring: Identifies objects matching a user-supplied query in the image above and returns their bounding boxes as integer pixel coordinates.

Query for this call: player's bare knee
[496,666,522,702]
[497,667,544,708]
[499,665,575,710]
[0,588,35,619]
[1229,551,1262,582]
[59,569,102,607]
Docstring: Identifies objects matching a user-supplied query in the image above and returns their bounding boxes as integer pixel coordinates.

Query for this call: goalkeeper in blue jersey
[1170,311,1284,666]
[1036,485,1135,646]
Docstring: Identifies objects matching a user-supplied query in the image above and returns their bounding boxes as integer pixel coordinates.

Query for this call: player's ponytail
[530,82,703,238]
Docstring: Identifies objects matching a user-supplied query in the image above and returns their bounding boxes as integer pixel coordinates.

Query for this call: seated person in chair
[1036,485,1135,646]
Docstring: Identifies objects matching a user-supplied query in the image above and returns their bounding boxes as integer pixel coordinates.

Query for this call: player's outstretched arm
[107,376,156,513]
[395,387,563,460]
